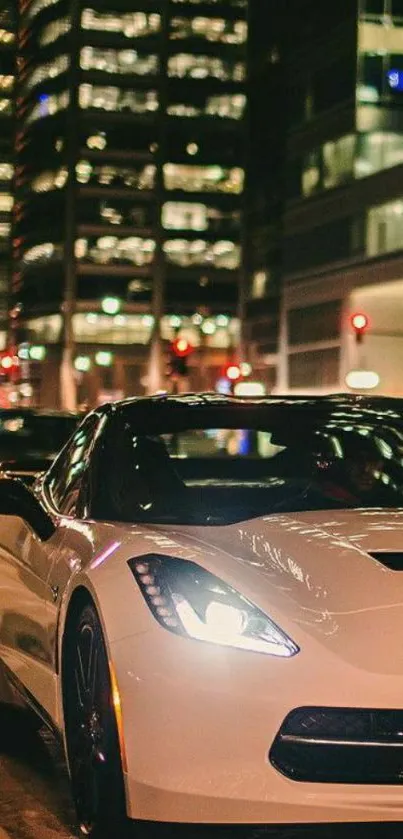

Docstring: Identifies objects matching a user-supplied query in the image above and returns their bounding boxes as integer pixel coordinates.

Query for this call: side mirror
[0,477,56,541]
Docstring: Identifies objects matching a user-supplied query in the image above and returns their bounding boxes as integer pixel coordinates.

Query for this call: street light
[95,350,113,367]
[75,355,91,372]
[101,296,121,316]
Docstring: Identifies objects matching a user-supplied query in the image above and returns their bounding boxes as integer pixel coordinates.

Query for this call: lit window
[31,167,68,192]
[76,160,93,183]
[0,99,11,114]
[0,223,10,238]
[23,55,69,93]
[168,53,245,81]
[162,202,208,230]
[39,17,71,46]
[355,132,403,178]
[81,9,161,38]
[26,0,60,21]
[22,243,57,263]
[163,239,240,269]
[323,134,355,189]
[75,239,88,259]
[167,93,245,119]
[0,193,13,211]
[76,236,156,266]
[79,84,158,113]
[73,312,155,344]
[167,103,199,117]
[206,94,246,119]
[0,29,14,44]
[367,199,403,257]
[170,16,247,44]
[162,202,240,232]
[251,271,267,299]
[86,132,107,150]
[76,160,156,189]
[0,75,13,92]
[27,91,70,124]
[0,163,13,181]
[26,315,62,343]
[163,164,244,194]
[80,46,159,76]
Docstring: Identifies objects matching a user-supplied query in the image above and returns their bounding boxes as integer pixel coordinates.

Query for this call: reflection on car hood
[160,508,403,673]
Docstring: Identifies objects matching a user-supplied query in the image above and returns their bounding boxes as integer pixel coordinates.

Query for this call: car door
[0,480,65,723]
[0,415,102,724]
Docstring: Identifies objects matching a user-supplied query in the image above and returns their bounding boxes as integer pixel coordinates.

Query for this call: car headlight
[129,555,299,657]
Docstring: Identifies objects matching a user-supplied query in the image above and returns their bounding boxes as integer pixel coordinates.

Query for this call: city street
[0,708,76,839]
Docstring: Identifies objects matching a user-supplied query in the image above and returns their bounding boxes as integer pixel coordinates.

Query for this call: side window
[46,415,101,515]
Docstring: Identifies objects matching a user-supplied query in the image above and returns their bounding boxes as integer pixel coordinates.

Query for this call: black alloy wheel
[63,603,129,839]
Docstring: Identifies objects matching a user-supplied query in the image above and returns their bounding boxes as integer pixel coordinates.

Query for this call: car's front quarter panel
[52,517,403,825]
[112,614,403,825]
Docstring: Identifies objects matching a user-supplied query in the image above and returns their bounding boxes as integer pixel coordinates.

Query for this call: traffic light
[0,351,19,380]
[351,313,369,344]
[225,364,241,382]
[171,337,193,358]
[169,338,194,378]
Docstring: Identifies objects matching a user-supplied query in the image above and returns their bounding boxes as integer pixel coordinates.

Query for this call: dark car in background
[0,409,79,483]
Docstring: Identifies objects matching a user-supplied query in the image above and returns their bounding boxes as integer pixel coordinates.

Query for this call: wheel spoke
[86,627,95,687]
[89,646,98,705]
[74,668,85,709]
[76,644,87,698]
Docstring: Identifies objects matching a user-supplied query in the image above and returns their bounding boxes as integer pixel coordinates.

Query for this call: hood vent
[369,552,403,571]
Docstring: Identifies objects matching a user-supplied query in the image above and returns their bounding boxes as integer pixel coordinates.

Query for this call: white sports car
[2,393,403,837]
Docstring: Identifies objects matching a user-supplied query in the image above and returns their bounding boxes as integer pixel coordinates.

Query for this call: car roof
[96,392,403,421]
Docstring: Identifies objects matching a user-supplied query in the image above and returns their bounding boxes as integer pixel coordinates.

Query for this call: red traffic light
[225,364,241,382]
[1,354,13,370]
[0,351,19,377]
[351,312,369,344]
[351,313,369,332]
[171,338,193,358]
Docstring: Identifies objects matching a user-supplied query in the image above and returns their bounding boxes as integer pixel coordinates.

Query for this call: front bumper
[111,629,403,825]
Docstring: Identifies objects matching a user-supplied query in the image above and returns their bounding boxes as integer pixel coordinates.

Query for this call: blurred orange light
[109,661,127,774]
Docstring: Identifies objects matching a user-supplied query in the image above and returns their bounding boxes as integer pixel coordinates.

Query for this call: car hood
[160,509,403,673]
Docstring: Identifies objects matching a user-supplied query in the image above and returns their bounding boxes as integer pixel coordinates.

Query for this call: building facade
[278,0,403,396]
[243,0,285,394]
[0,8,15,345]
[13,0,247,407]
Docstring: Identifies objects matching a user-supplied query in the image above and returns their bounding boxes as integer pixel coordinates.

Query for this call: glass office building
[13,0,247,405]
[277,0,403,394]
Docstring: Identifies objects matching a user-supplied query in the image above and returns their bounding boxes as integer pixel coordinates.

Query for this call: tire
[63,603,129,839]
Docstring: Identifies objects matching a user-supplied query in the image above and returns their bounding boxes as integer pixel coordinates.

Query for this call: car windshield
[0,413,77,461]
[99,400,403,525]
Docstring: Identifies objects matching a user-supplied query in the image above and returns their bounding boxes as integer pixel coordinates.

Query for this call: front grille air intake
[270,707,403,784]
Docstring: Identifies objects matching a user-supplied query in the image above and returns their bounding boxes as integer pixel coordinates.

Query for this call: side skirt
[1,660,62,742]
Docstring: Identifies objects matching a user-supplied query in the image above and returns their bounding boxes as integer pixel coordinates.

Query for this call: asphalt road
[1,706,403,839]
[0,707,76,839]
